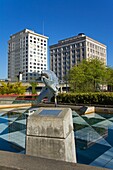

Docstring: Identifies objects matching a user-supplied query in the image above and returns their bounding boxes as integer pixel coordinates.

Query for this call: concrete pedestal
[26,107,76,163]
[80,106,95,114]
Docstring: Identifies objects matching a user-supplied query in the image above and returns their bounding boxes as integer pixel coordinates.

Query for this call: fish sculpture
[36,70,59,104]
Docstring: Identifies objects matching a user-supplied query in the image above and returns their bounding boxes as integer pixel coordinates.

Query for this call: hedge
[57,92,113,105]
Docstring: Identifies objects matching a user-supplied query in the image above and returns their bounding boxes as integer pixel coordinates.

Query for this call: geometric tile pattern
[0,107,30,153]
[73,111,113,169]
[0,107,113,169]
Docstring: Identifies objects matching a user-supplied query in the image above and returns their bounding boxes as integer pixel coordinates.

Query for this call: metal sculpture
[36,70,59,106]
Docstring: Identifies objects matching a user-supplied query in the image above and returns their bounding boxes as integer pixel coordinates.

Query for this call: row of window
[51,48,85,54]
[30,46,46,50]
[51,43,85,53]
[51,44,106,54]
[87,42,106,52]
[30,40,46,46]
[10,34,46,42]
[87,48,106,54]
[29,62,46,66]
[29,66,46,69]
[9,39,47,51]
[30,52,46,55]
[29,68,46,72]
[30,36,46,43]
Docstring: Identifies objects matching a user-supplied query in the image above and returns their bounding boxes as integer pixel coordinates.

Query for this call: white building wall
[8,29,48,82]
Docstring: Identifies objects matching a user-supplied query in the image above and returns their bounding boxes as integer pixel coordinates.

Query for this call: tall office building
[50,33,107,82]
[8,29,48,82]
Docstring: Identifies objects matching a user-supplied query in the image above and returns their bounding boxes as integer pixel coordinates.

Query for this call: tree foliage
[68,58,113,92]
[106,67,113,85]
[30,82,38,94]
[105,67,113,91]
[0,82,27,95]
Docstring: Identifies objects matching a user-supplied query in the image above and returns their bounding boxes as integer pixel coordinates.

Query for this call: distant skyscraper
[8,29,48,82]
[50,33,107,82]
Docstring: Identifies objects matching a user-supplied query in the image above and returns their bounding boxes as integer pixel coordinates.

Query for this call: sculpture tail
[36,88,54,104]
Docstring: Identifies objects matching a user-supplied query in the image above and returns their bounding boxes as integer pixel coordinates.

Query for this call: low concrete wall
[95,107,113,114]
[0,102,113,114]
[0,103,32,109]
[36,103,113,114]
[35,103,83,110]
[0,150,107,170]
[0,97,17,104]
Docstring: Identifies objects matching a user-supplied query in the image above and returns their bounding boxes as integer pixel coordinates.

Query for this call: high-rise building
[8,29,48,82]
[50,33,107,82]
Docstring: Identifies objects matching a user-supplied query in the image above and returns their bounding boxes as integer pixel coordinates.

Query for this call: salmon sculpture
[36,70,59,105]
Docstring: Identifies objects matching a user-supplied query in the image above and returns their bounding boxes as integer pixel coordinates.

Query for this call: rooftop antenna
[43,21,44,35]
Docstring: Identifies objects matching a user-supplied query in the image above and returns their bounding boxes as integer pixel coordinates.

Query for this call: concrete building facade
[8,29,48,82]
[50,33,107,82]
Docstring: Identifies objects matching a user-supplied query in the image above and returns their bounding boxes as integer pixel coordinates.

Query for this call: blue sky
[0,0,113,79]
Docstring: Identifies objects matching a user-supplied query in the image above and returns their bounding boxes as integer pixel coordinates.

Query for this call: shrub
[57,92,113,105]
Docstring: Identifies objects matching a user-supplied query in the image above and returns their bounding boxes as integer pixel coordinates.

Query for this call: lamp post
[54,94,57,107]
[65,75,68,93]
[65,52,68,93]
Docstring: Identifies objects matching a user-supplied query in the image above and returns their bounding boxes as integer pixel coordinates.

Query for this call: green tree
[106,67,113,91]
[30,82,38,94]
[0,82,27,95]
[84,58,106,91]
[68,66,85,92]
[0,82,8,94]
[13,82,27,94]
[68,58,107,92]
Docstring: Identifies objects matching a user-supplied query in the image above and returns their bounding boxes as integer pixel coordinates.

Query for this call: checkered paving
[73,111,113,169]
[0,108,113,169]
[0,107,30,153]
